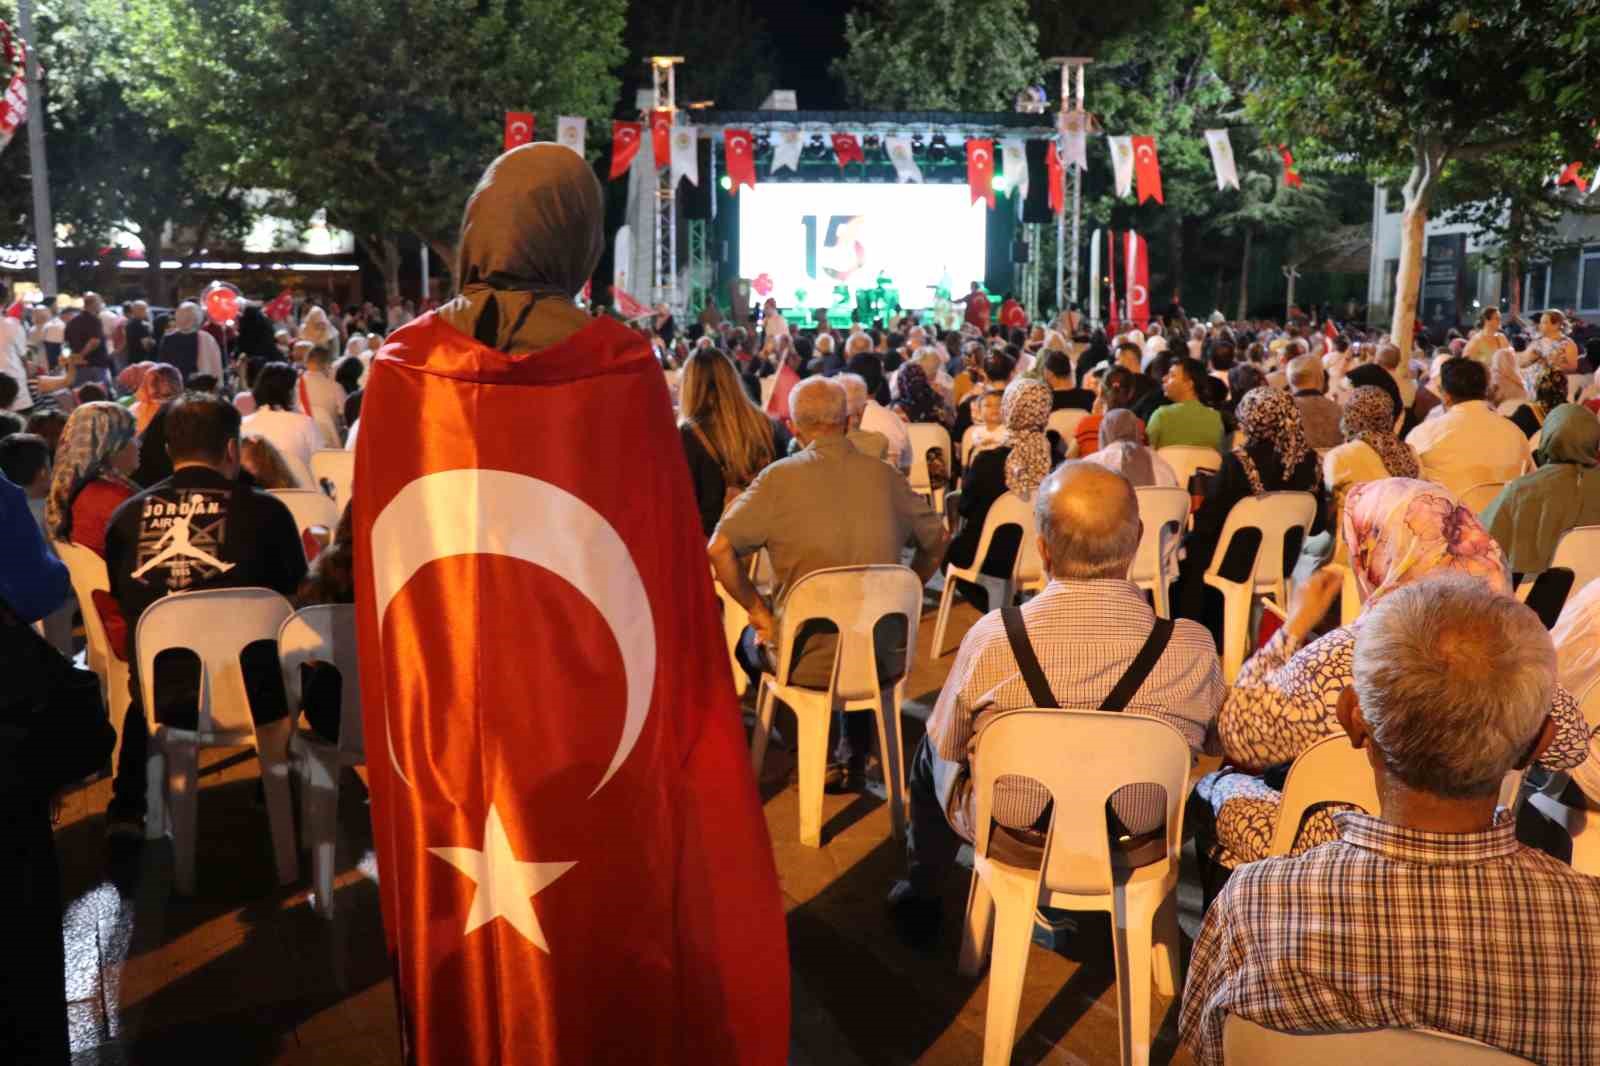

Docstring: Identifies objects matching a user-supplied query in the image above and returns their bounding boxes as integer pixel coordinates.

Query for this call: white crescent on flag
[618,128,636,145]
[1136,144,1154,164]
[729,134,749,155]
[972,147,991,166]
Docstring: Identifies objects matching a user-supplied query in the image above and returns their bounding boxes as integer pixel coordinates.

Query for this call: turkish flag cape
[724,128,757,195]
[1132,136,1163,205]
[1124,230,1150,330]
[1046,142,1065,216]
[650,109,673,170]
[504,112,534,151]
[967,138,995,208]
[831,132,864,168]
[609,121,643,180]
[353,313,789,1065]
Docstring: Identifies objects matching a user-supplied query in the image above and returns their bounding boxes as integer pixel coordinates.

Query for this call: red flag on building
[1046,142,1065,216]
[353,313,790,1066]
[1124,230,1150,330]
[609,121,643,180]
[649,109,673,170]
[967,138,995,209]
[724,128,757,195]
[1106,229,1119,335]
[1131,136,1163,205]
[504,112,535,151]
[1557,161,1590,194]
[831,132,864,168]
[1278,145,1304,189]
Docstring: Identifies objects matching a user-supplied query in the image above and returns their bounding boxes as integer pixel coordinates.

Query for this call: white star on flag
[430,804,575,953]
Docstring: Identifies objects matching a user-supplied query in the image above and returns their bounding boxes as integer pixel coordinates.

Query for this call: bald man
[888,463,1223,947]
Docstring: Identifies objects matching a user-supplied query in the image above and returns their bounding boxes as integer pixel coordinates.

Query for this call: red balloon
[204,284,240,325]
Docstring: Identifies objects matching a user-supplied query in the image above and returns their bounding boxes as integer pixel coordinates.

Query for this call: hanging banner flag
[609,121,643,180]
[1125,230,1150,329]
[670,126,698,188]
[724,128,757,195]
[1108,135,1134,199]
[1046,141,1065,216]
[613,225,633,299]
[1132,136,1163,205]
[1557,161,1590,195]
[1279,144,1304,189]
[1204,129,1239,191]
[966,138,995,209]
[771,129,803,174]
[1060,109,1091,172]
[556,116,587,155]
[884,135,922,183]
[1106,229,1120,335]
[1001,138,1028,201]
[649,109,673,170]
[504,111,535,151]
[831,132,864,168]
[1089,228,1102,326]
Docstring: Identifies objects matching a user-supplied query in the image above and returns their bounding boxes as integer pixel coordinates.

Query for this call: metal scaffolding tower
[1048,57,1093,315]
[686,218,708,316]
[649,57,683,316]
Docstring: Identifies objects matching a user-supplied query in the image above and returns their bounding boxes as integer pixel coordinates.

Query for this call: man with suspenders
[888,462,1224,946]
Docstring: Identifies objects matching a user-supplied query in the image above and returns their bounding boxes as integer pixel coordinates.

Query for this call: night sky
[764,0,853,109]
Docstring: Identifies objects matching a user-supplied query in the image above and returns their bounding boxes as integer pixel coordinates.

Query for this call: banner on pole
[724,128,757,195]
[1109,136,1134,199]
[1132,136,1163,205]
[1204,129,1239,191]
[503,112,534,152]
[967,138,995,209]
[670,126,698,188]
[609,122,642,180]
[884,135,922,183]
[771,129,803,174]
[556,116,587,155]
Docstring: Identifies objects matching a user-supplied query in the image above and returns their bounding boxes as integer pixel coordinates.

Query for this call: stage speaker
[1022,138,1053,224]
[1011,239,1031,264]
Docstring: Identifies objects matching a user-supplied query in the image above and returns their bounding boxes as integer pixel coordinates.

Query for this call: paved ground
[57,594,1203,1065]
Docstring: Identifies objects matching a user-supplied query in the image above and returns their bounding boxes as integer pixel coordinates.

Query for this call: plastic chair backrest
[1204,491,1318,589]
[970,709,1191,896]
[1550,526,1600,594]
[1131,487,1189,583]
[1459,481,1507,517]
[959,490,1039,585]
[905,423,952,494]
[309,449,355,514]
[135,587,296,736]
[1222,1015,1532,1064]
[1046,408,1087,444]
[772,565,924,701]
[1156,445,1222,490]
[267,489,340,540]
[54,540,113,667]
[278,604,364,757]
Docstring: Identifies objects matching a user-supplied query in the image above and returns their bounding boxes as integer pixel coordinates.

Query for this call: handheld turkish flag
[1278,145,1304,189]
[967,138,995,209]
[612,285,651,321]
[1046,142,1065,216]
[263,290,294,323]
[1124,230,1150,330]
[608,121,643,180]
[1131,136,1163,205]
[649,109,673,170]
[724,128,757,195]
[504,112,534,151]
[831,131,864,168]
[353,313,790,1065]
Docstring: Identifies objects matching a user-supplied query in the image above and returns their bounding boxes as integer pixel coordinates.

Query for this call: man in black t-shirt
[62,294,110,388]
[102,394,307,835]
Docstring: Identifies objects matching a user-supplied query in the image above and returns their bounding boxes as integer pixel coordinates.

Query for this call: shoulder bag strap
[1001,605,1058,709]
[1100,618,1175,712]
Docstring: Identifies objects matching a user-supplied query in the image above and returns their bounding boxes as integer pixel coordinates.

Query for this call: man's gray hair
[789,376,848,429]
[1288,353,1323,389]
[1353,574,1554,799]
[915,347,944,377]
[814,333,835,354]
[836,372,869,416]
[1034,462,1141,581]
[845,331,872,356]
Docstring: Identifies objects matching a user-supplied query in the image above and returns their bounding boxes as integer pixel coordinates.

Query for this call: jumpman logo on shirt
[131,493,236,580]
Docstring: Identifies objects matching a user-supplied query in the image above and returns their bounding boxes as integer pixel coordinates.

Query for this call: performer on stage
[955,281,991,332]
[353,143,788,1066]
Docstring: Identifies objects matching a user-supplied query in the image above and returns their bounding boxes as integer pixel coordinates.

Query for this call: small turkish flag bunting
[831,132,864,168]
[650,109,673,170]
[504,112,534,151]
[609,121,642,180]
[1132,135,1163,205]
[1279,144,1304,189]
[967,138,995,209]
[724,128,757,195]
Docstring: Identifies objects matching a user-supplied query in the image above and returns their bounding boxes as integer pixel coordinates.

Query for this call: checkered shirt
[925,579,1223,836]
[1180,810,1600,1066]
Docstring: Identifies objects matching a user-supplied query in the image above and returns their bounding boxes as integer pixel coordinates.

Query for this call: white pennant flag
[1109,135,1134,199]
[556,116,587,155]
[670,125,698,187]
[1059,110,1089,172]
[884,135,922,183]
[1205,129,1239,191]
[772,128,803,174]
[1001,138,1028,200]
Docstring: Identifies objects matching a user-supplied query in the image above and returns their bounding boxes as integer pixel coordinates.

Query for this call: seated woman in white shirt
[240,361,322,487]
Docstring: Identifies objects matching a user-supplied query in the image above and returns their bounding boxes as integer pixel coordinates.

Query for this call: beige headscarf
[439,143,604,354]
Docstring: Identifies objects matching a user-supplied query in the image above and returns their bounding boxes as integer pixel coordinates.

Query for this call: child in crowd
[966,388,1008,457]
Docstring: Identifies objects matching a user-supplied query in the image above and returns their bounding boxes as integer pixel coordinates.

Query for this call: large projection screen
[737,183,986,312]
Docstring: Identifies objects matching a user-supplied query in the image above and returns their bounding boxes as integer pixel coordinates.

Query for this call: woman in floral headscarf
[1323,385,1420,559]
[893,361,951,491]
[1193,478,1595,877]
[130,363,182,435]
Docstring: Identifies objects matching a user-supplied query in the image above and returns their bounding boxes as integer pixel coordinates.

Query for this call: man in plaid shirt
[1181,574,1600,1065]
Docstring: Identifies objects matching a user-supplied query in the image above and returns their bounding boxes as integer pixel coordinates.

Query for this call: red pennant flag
[504,112,535,151]
[831,132,864,168]
[765,361,801,421]
[1046,142,1065,217]
[612,285,651,320]
[609,121,643,180]
[1106,229,1119,335]
[1324,319,1338,340]
[353,314,790,1065]
[1131,136,1163,204]
[967,138,995,209]
[1279,145,1304,189]
[1124,230,1150,330]
[1558,161,1590,194]
[724,128,757,195]
[649,109,673,170]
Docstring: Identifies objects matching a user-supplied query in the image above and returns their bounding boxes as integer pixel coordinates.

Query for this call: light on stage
[720,175,732,191]
[992,175,1009,194]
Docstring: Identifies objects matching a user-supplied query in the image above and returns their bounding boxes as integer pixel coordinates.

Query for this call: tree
[1202,0,1600,356]
[622,0,779,111]
[1208,142,1333,318]
[1029,0,1174,61]
[832,0,1041,111]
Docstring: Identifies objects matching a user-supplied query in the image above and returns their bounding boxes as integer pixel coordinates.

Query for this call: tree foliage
[832,0,1041,111]
[622,0,779,110]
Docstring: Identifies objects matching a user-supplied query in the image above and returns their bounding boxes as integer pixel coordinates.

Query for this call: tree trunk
[379,237,402,304]
[1388,138,1445,364]
[428,238,454,299]
[1236,228,1252,321]
[1505,204,1524,314]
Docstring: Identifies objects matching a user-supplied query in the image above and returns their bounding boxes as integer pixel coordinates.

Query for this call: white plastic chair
[749,565,924,848]
[1155,445,1222,493]
[1223,1015,1533,1063]
[712,567,750,698]
[1202,491,1318,683]
[1459,481,1507,517]
[280,604,364,918]
[957,710,1191,1066]
[54,540,133,771]
[1046,408,1088,448]
[135,587,300,894]
[906,422,953,514]
[929,491,1039,658]
[309,448,354,515]
[1131,487,1189,618]
[267,488,340,560]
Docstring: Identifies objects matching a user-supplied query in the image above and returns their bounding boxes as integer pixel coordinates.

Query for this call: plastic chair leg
[977,862,1039,1066]
[930,573,958,660]
[166,740,200,894]
[957,868,996,978]
[1110,882,1158,1066]
[795,693,830,848]
[1151,886,1180,998]
[749,678,775,777]
[1220,586,1250,684]
[256,720,301,886]
[870,688,907,841]
[143,746,167,841]
[298,741,342,918]
[1151,571,1170,619]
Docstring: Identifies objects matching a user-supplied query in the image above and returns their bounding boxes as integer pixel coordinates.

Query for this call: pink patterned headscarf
[1341,478,1510,606]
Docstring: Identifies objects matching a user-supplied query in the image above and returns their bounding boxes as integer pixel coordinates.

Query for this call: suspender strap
[1001,606,1174,713]
[1001,606,1057,708]
[1100,618,1175,711]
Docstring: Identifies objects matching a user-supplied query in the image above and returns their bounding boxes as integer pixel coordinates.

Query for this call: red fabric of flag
[1278,144,1303,189]
[263,290,294,323]
[650,109,673,170]
[609,121,643,180]
[504,112,534,151]
[1132,136,1163,204]
[831,132,864,168]
[1558,161,1590,194]
[724,128,757,195]
[1046,142,1065,216]
[1124,231,1150,330]
[612,286,650,320]
[353,313,790,1066]
[966,138,995,209]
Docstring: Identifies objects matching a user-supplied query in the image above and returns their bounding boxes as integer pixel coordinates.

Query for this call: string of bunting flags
[0,19,31,157]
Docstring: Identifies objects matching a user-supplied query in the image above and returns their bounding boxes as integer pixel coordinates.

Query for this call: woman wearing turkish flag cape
[352,144,789,1065]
